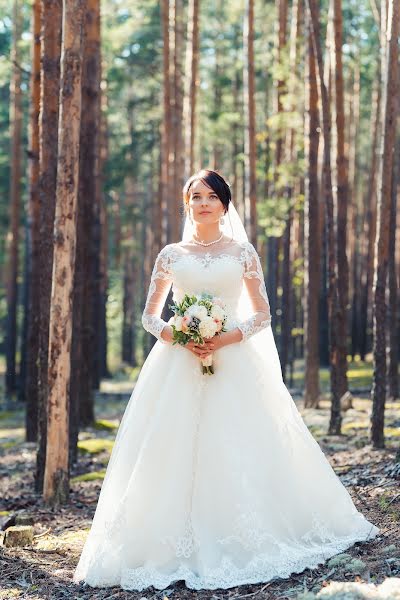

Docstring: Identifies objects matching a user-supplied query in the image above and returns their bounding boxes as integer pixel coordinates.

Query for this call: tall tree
[359,80,381,361]
[169,0,184,241]
[35,0,62,493]
[43,0,84,505]
[306,0,342,434]
[332,0,349,400]
[25,0,41,440]
[388,131,399,401]
[97,84,109,380]
[304,11,321,408]
[121,174,138,365]
[273,0,288,168]
[371,0,399,448]
[183,0,199,179]
[72,0,101,432]
[280,0,302,381]
[5,0,23,397]
[243,0,257,245]
[161,0,172,246]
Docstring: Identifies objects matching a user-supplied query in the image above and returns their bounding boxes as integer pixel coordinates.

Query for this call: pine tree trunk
[98,88,110,379]
[183,0,199,179]
[161,0,172,246]
[113,190,122,268]
[371,0,399,449]
[304,13,321,408]
[243,0,257,245]
[169,0,184,241]
[25,0,41,440]
[5,0,23,398]
[77,0,101,428]
[274,0,288,168]
[388,131,399,401]
[43,0,84,506]
[121,175,137,365]
[35,0,62,494]
[211,0,224,170]
[359,81,381,361]
[281,0,302,382]
[306,0,342,434]
[332,0,349,401]
[349,64,361,359]
[232,24,242,205]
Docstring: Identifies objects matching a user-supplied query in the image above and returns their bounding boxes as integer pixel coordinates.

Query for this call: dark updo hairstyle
[182,169,231,216]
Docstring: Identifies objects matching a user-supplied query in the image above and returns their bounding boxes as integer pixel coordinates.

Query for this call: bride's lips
[200,211,211,214]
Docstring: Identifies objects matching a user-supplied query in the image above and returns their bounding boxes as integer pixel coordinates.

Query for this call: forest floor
[0,361,400,600]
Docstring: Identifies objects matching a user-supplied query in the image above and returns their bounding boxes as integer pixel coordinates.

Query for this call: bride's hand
[185,334,226,358]
[185,339,213,358]
[185,335,224,358]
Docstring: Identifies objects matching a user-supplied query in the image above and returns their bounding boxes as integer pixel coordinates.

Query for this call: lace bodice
[141,240,272,344]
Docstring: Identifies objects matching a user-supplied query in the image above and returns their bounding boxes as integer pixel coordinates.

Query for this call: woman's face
[187,179,225,224]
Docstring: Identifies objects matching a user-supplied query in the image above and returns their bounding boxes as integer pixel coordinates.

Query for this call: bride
[73,168,379,592]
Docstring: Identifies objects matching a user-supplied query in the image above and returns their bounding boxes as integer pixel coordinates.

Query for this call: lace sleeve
[141,245,174,344]
[237,242,272,343]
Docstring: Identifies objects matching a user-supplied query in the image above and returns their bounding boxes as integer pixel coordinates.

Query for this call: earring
[219,214,225,225]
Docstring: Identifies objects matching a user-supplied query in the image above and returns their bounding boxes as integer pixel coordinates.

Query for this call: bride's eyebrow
[192,191,216,196]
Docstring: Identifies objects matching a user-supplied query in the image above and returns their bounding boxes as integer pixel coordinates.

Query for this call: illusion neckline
[173,239,246,254]
[168,244,248,269]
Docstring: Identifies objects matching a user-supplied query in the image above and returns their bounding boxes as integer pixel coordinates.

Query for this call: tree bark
[161,0,172,246]
[121,175,137,365]
[35,0,62,494]
[274,0,288,168]
[5,0,23,398]
[388,131,399,401]
[304,12,321,408]
[183,0,199,180]
[25,0,41,440]
[98,83,109,379]
[243,0,257,245]
[371,0,399,449]
[73,0,101,431]
[306,0,342,434]
[169,0,184,241]
[359,81,381,361]
[281,0,302,382]
[332,0,349,400]
[43,0,84,505]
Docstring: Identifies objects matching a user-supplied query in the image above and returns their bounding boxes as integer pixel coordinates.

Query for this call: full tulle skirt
[73,330,379,591]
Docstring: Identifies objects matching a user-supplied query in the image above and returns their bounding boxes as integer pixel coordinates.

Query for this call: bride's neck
[191,223,223,244]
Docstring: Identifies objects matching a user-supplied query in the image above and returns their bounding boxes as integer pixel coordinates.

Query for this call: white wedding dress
[73,239,379,592]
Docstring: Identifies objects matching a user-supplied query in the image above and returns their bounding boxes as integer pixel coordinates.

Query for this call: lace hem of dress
[77,523,379,591]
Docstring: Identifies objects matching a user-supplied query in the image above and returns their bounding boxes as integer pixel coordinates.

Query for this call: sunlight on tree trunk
[44,0,84,506]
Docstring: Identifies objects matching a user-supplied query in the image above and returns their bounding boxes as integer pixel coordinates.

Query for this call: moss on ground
[71,469,106,483]
[77,438,114,455]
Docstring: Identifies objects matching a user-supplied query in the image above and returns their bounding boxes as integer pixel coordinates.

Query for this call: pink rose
[213,318,223,332]
[182,315,192,332]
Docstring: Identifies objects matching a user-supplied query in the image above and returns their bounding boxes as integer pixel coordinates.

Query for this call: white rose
[174,315,183,331]
[187,304,208,320]
[199,316,218,339]
[211,305,225,320]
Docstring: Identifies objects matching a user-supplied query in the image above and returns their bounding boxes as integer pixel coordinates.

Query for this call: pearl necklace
[191,232,224,246]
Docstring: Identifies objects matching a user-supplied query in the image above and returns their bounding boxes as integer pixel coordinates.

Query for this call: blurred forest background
[0,0,400,597]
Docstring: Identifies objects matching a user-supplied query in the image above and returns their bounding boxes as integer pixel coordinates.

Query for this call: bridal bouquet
[168,293,228,375]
